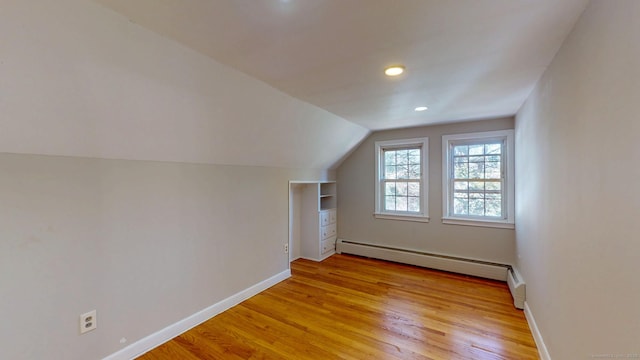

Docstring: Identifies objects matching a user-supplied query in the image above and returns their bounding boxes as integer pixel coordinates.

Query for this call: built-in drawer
[320,223,337,240]
[321,236,337,254]
[320,211,330,226]
[328,209,337,224]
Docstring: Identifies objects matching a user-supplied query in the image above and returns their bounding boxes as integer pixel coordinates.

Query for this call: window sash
[381,178,421,213]
[448,140,506,219]
[375,138,429,221]
[381,146,422,214]
[441,130,514,228]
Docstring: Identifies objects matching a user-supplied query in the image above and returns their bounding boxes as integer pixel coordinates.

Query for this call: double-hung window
[442,130,514,228]
[375,138,429,222]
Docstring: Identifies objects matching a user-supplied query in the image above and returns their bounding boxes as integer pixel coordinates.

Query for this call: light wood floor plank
[137,254,539,359]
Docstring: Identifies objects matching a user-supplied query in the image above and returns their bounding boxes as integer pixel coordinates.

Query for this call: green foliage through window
[451,142,503,217]
[382,148,421,212]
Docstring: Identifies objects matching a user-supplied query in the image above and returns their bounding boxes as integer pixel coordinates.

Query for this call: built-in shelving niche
[319,182,337,210]
[289,181,337,263]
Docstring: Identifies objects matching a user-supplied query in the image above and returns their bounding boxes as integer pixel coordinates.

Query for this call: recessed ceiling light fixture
[414,106,428,112]
[384,65,405,77]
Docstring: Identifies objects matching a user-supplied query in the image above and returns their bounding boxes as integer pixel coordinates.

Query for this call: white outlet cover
[80,310,97,334]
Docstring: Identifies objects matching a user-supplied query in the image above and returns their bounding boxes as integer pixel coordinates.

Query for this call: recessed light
[384,65,405,77]
[414,106,428,112]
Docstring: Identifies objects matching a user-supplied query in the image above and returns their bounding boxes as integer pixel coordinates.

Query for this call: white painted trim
[288,180,336,185]
[300,250,334,262]
[374,137,429,219]
[374,213,430,222]
[288,182,294,264]
[524,301,551,360]
[319,250,335,261]
[441,129,515,226]
[103,269,291,360]
[442,217,514,229]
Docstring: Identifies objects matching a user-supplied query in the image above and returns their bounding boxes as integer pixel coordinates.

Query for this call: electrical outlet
[80,310,97,334]
[284,243,289,254]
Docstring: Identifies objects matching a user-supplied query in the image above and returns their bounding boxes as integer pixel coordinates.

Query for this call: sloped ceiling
[0,0,368,170]
[94,0,589,130]
[0,0,589,170]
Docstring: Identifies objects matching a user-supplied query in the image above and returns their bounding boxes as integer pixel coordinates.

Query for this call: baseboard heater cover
[336,239,525,308]
[507,268,526,309]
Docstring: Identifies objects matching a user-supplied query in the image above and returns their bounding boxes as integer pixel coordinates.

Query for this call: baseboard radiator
[507,267,525,309]
[336,239,525,308]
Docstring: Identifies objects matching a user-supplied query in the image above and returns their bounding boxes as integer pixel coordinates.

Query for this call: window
[375,138,429,222]
[442,130,514,228]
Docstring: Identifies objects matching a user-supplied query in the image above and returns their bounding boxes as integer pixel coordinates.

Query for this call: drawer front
[328,209,337,224]
[321,223,337,240]
[321,236,337,254]
[320,211,330,226]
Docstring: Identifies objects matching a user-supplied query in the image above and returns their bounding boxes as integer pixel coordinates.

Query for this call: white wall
[0,0,367,359]
[289,184,303,261]
[337,118,516,264]
[515,1,640,358]
[0,0,368,169]
[0,154,328,359]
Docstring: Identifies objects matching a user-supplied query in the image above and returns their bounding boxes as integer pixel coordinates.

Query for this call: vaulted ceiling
[94,0,588,130]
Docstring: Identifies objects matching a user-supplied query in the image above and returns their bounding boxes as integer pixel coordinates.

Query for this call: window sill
[442,217,514,229]
[374,213,430,223]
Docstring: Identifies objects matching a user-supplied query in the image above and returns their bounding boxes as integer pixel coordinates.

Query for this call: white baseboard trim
[300,251,335,263]
[524,301,551,360]
[103,269,291,360]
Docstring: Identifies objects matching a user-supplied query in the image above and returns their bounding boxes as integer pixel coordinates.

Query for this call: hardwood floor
[137,254,539,360]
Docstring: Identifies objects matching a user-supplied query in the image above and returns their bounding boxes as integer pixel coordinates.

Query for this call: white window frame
[442,130,514,229]
[374,137,429,222]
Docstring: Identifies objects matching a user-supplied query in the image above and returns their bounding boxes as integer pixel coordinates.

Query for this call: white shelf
[319,182,337,210]
[297,181,338,261]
